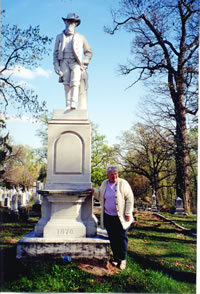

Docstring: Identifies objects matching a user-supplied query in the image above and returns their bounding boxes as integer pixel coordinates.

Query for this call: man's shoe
[64,106,71,111]
[119,260,126,270]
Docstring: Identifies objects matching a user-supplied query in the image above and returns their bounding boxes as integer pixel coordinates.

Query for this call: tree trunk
[174,96,190,214]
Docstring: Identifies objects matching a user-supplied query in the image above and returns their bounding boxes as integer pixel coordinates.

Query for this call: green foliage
[37,164,47,182]
[187,123,198,213]
[3,262,95,293]
[35,112,52,162]
[91,123,116,186]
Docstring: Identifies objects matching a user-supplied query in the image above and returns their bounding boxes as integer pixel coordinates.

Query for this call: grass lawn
[0,208,197,293]
[158,212,197,231]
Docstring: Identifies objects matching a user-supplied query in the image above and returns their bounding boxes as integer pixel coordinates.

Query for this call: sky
[2,0,146,148]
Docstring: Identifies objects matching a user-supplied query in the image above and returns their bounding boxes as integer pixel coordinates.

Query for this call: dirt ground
[75,258,120,276]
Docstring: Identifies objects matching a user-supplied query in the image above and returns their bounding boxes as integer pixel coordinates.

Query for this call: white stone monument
[17,14,110,258]
[32,109,97,238]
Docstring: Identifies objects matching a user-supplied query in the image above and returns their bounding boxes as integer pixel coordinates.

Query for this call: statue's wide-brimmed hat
[62,13,81,26]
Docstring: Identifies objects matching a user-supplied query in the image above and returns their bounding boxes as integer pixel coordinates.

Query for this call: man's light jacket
[53,31,92,71]
[93,178,134,230]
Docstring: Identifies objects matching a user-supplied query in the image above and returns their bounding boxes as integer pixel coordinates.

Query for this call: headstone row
[0,188,33,213]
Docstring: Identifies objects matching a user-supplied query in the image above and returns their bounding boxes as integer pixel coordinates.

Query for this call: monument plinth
[45,110,91,191]
[17,109,110,260]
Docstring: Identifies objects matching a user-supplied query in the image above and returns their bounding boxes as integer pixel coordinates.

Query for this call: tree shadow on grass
[129,226,196,244]
[0,245,20,287]
[0,217,40,288]
[129,231,196,245]
[0,245,63,288]
[127,250,196,284]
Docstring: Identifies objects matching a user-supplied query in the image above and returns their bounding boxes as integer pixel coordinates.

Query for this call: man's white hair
[106,166,118,173]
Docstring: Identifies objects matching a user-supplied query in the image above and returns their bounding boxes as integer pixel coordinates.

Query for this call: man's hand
[80,64,87,71]
[125,216,131,222]
[55,66,64,77]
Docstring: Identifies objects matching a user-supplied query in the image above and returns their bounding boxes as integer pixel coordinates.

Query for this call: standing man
[88,166,134,270]
[53,13,92,110]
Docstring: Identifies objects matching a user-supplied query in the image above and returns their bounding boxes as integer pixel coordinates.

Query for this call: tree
[34,112,53,183]
[2,145,41,188]
[0,119,12,178]
[187,121,198,213]
[115,123,176,206]
[0,11,52,116]
[35,112,52,162]
[91,123,116,186]
[105,0,199,213]
[124,172,151,206]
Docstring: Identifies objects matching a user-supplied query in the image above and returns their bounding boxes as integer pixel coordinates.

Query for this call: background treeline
[0,116,197,214]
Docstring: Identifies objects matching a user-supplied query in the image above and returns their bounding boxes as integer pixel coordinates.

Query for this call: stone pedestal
[34,195,51,237]
[17,109,109,260]
[34,190,97,238]
[16,229,110,260]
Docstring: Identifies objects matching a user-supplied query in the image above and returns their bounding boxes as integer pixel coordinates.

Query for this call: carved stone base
[34,190,97,238]
[16,229,110,260]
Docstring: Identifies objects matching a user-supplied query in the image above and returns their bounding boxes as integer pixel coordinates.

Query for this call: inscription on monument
[57,228,74,236]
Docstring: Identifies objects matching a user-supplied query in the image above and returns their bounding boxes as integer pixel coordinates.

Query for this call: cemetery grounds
[0,206,197,293]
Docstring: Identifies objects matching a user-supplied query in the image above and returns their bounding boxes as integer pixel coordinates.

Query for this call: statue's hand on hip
[80,64,88,71]
[56,70,64,77]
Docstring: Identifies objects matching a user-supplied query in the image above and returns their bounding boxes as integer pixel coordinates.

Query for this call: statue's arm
[53,34,62,74]
[82,36,92,66]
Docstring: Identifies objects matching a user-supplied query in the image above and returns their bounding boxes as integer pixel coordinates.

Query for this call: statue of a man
[53,13,92,110]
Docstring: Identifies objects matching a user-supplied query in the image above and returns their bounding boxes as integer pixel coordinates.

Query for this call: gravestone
[20,192,27,207]
[11,194,18,214]
[151,191,158,212]
[174,197,187,215]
